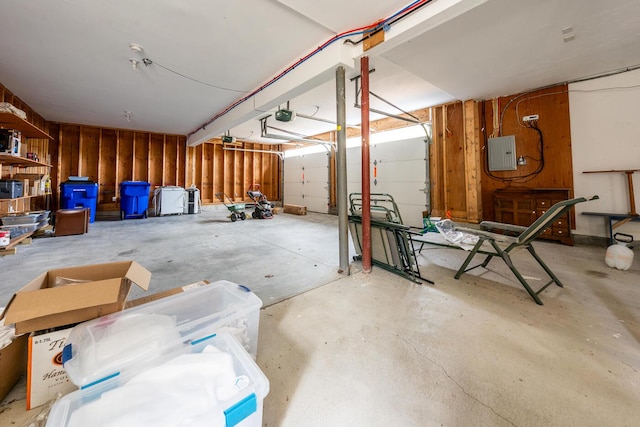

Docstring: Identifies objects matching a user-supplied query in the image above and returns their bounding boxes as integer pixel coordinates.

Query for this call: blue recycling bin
[120,181,151,219]
[60,182,99,223]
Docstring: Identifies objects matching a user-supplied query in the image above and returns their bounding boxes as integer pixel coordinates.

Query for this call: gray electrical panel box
[488,135,517,171]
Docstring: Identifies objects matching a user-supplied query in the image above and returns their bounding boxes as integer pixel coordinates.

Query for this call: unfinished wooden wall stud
[186,140,282,205]
[98,128,118,207]
[118,131,134,184]
[480,84,573,221]
[53,124,186,212]
[463,100,483,223]
[429,102,470,221]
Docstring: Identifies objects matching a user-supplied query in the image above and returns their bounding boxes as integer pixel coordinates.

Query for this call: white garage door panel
[284,157,304,182]
[285,182,306,207]
[345,137,427,227]
[284,152,329,213]
[372,138,425,160]
[375,159,425,184]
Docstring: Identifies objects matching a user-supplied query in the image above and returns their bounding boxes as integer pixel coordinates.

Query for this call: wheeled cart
[216,192,246,222]
[119,181,150,219]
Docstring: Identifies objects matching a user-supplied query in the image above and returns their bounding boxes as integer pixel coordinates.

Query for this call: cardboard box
[0,334,28,402]
[27,328,77,409]
[1,261,151,335]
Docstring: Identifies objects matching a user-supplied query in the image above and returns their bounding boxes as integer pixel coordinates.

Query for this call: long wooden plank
[117,130,134,184]
[163,135,178,186]
[463,100,482,223]
[133,132,149,182]
[149,134,164,188]
[98,129,117,205]
[223,145,234,198]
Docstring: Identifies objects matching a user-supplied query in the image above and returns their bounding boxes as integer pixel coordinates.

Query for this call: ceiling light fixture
[129,59,139,71]
[129,43,144,54]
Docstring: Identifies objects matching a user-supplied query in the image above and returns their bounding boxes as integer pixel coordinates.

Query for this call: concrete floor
[1,209,639,426]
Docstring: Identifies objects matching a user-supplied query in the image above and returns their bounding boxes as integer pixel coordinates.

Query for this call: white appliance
[154,186,185,216]
[183,188,200,214]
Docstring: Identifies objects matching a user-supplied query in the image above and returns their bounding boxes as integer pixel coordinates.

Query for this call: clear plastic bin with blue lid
[61,280,263,389]
[47,332,269,427]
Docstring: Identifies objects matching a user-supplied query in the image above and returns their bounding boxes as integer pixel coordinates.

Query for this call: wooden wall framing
[49,123,186,211]
[186,141,281,204]
[430,101,481,221]
[479,85,573,221]
[429,84,573,223]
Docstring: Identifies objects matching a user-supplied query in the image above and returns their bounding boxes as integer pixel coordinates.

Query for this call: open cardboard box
[24,280,210,409]
[0,334,28,403]
[1,261,151,335]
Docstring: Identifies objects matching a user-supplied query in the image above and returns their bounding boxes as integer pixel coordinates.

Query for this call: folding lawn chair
[453,195,598,305]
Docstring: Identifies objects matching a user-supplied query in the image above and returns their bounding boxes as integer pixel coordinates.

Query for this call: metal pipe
[353,103,423,124]
[222,147,284,160]
[336,66,350,275]
[296,112,361,129]
[360,56,372,273]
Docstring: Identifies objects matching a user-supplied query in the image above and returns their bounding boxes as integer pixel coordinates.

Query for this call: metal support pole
[360,56,372,273]
[336,66,350,274]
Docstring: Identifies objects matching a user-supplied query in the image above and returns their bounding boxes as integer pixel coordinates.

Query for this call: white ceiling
[1,0,639,146]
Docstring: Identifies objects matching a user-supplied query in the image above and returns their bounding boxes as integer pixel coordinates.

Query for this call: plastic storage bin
[0,179,23,199]
[120,181,151,219]
[0,212,40,225]
[60,182,99,223]
[62,280,263,388]
[47,332,269,427]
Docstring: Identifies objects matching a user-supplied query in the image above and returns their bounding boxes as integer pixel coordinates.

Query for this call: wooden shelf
[0,111,52,140]
[0,195,46,216]
[0,153,51,168]
[0,195,40,202]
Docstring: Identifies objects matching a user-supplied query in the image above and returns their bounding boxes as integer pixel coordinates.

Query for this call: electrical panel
[488,135,517,171]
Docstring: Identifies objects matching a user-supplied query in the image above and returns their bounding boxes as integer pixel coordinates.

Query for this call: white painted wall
[283,152,330,213]
[570,68,640,239]
[347,137,429,228]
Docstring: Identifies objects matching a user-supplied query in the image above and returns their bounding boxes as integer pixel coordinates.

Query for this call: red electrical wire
[188,0,431,137]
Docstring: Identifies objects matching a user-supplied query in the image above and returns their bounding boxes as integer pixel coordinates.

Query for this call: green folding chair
[454,196,598,305]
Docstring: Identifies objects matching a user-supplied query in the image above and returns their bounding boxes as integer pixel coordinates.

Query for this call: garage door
[347,137,428,227]
[283,152,330,213]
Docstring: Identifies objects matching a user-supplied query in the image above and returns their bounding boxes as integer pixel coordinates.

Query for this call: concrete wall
[570,68,640,239]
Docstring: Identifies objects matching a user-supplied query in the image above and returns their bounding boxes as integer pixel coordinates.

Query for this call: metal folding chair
[454,196,598,305]
[348,193,433,284]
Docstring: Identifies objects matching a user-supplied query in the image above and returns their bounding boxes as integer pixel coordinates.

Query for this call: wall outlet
[112,196,117,202]
[522,114,539,122]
